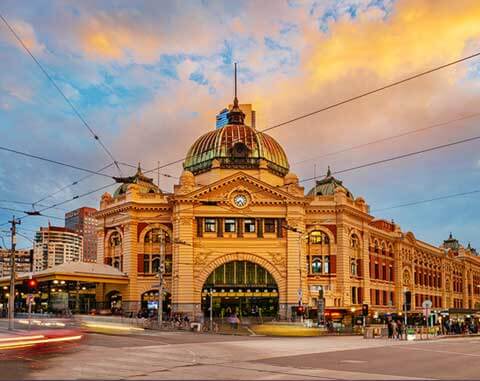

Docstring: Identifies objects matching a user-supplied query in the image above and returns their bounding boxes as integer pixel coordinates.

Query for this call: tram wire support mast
[8,216,21,331]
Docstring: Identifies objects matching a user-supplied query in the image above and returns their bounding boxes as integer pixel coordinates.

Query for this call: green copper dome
[183,123,290,176]
[307,167,353,198]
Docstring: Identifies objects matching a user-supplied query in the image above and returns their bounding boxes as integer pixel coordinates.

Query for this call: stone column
[285,207,305,320]
[123,222,139,307]
[361,230,371,305]
[393,242,402,312]
[172,205,196,318]
[441,259,447,309]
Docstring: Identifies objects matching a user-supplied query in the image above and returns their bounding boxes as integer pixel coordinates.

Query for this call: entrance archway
[141,290,172,316]
[201,260,279,318]
[106,290,122,313]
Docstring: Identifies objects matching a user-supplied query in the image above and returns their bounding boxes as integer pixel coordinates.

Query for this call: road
[2,331,480,380]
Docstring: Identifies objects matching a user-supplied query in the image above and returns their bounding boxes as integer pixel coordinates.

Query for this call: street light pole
[209,288,213,331]
[158,230,165,327]
[8,216,20,331]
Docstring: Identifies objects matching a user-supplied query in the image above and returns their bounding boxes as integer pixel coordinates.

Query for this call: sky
[1,0,480,249]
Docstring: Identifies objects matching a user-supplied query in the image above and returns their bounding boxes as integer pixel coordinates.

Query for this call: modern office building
[65,207,98,262]
[90,91,480,322]
[33,226,83,271]
[216,103,255,129]
[0,248,33,277]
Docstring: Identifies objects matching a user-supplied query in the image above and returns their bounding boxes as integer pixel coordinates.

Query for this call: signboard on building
[50,292,68,311]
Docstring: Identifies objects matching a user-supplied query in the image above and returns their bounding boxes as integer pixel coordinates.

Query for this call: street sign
[26,294,34,304]
[422,299,432,309]
[423,307,431,318]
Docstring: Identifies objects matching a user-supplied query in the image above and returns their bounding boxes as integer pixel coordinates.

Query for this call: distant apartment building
[65,207,97,262]
[216,104,256,129]
[0,248,33,277]
[33,226,83,271]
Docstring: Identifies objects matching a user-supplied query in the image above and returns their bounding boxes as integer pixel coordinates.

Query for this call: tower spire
[234,62,238,106]
[227,62,245,125]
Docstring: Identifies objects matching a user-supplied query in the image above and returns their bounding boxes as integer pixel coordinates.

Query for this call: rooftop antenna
[234,62,238,107]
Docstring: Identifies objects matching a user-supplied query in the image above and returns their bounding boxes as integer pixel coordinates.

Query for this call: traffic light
[297,305,305,315]
[403,291,412,311]
[24,278,38,291]
[362,303,369,316]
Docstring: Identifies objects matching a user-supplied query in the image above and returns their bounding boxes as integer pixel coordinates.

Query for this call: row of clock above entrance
[196,217,285,238]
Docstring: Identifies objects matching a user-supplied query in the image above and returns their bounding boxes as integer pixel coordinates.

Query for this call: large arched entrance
[141,290,172,316]
[202,260,279,318]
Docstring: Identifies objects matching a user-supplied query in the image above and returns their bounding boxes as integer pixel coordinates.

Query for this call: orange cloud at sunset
[307,0,480,84]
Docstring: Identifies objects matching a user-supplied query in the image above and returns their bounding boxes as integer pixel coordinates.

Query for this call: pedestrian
[387,320,394,338]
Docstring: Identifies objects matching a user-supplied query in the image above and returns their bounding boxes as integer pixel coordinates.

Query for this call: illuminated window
[204,218,216,232]
[264,219,276,233]
[244,219,256,233]
[225,219,236,233]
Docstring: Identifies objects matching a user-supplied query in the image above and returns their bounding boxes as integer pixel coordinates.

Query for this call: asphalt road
[1,330,479,380]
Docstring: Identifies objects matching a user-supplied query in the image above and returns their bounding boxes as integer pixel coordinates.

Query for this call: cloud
[306,0,480,83]
[3,0,480,249]
[0,18,45,55]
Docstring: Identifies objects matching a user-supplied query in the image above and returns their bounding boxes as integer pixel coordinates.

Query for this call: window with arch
[309,231,330,245]
[106,231,123,271]
[350,234,360,249]
[142,228,172,275]
[307,230,332,275]
[350,258,357,276]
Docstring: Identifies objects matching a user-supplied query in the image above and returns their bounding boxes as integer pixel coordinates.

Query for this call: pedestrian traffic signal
[362,304,368,316]
[403,291,412,311]
[24,278,38,291]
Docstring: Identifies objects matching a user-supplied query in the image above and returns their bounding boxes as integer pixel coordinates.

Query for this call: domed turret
[113,163,161,197]
[307,167,353,199]
[183,64,289,177]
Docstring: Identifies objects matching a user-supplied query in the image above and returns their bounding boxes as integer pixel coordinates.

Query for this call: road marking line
[394,346,480,357]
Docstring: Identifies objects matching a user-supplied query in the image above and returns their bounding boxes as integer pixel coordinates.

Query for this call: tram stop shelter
[0,262,128,315]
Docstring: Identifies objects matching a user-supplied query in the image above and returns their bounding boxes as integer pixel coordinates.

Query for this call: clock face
[233,194,248,208]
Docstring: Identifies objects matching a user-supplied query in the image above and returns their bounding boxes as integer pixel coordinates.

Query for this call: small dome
[183,123,290,176]
[113,164,161,197]
[307,167,353,198]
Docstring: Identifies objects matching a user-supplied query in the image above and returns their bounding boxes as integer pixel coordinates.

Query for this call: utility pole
[8,216,20,331]
[209,288,213,331]
[158,230,165,328]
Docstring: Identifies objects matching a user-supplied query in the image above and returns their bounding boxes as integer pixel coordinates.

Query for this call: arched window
[106,231,123,271]
[307,230,332,275]
[312,257,322,273]
[309,231,330,245]
[350,234,360,249]
[350,258,357,275]
[142,228,172,275]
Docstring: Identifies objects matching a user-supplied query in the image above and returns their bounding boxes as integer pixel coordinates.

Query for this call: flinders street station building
[93,95,480,323]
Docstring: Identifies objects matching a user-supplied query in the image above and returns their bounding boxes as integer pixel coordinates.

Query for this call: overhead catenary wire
[292,112,480,166]
[144,51,480,175]
[371,189,480,213]
[32,162,114,207]
[0,145,115,178]
[0,199,67,212]
[298,133,480,184]
[0,13,123,175]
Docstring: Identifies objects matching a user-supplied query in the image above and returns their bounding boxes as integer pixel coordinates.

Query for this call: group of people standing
[387,320,405,339]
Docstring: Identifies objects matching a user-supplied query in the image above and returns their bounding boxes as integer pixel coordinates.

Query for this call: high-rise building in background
[33,226,83,271]
[0,248,33,277]
[65,207,97,262]
[216,104,256,129]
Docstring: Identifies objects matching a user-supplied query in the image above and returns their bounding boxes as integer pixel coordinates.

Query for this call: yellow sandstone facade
[95,96,480,321]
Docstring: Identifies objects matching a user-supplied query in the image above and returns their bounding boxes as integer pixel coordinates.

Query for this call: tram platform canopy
[0,262,129,286]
